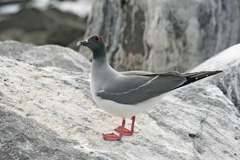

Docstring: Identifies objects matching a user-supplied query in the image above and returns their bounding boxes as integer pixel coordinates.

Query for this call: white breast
[91,76,164,118]
[90,64,164,118]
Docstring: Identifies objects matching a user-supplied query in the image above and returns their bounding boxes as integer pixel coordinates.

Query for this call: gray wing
[96,71,186,104]
[121,70,182,76]
[120,70,156,76]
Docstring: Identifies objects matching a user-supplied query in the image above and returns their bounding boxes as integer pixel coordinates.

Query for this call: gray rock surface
[0,41,90,72]
[0,42,240,160]
[0,7,86,48]
[0,108,92,160]
[85,0,240,72]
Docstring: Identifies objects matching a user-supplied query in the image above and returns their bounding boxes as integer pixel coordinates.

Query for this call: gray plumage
[96,70,221,104]
[80,35,222,106]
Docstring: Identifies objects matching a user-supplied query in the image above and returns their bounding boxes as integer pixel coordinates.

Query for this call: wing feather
[96,72,186,104]
[96,70,221,105]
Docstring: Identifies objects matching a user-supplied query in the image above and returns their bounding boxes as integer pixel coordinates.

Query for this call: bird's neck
[92,56,106,65]
[91,52,112,91]
[92,47,108,66]
[92,48,106,59]
[91,50,116,79]
[92,49,107,70]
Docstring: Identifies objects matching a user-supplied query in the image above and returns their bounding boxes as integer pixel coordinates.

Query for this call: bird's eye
[95,36,99,41]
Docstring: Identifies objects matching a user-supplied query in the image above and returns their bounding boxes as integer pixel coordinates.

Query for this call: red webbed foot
[114,126,133,136]
[102,133,121,141]
[102,116,136,141]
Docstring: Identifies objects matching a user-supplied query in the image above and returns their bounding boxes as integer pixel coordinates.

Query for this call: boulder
[0,42,240,160]
[84,0,240,72]
[0,41,90,72]
[0,108,93,160]
[0,7,86,47]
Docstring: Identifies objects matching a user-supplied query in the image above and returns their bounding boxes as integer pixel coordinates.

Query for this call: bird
[78,35,222,141]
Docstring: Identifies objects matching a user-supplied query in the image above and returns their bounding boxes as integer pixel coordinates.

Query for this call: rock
[52,0,94,18]
[0,7,86,47]
[0,41,240,160]
[0,41,90,72]
[0,0,28,6]
[85,0,240,72]
[0,108,93,160]
[0,0,94,17]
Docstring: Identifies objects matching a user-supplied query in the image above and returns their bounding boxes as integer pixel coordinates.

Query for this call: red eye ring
[95,36,99,41]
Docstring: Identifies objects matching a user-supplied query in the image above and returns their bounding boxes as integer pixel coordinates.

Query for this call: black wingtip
[207,70,223,76]
[181,70,223,86]
[213,70,223,74]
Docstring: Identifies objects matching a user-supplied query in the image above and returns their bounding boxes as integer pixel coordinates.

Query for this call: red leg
[114,116,136,136]
[122,118,126,127]
[131,116,136,133]
[114,118,126,132]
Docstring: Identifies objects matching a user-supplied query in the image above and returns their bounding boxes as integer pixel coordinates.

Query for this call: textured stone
[85,0,240,72]
[0,42,240,159]
[0,7,86,47]
[0,108,92,160]
[0,41,90,72]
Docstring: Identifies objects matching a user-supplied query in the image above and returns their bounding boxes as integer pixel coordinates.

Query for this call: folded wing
[96,70,222,105]
[96,71,186,104]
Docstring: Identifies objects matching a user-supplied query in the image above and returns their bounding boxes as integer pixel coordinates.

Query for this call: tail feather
[181,70,222,86]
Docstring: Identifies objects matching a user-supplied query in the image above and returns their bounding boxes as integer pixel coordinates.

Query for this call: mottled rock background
[84,0,240,72]
[0,0,92,50]
[2,0,240,72]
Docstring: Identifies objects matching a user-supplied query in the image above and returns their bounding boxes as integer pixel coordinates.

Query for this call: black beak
[77,39,88,47]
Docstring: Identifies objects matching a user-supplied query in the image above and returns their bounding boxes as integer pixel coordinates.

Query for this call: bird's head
[78,35,105,59]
